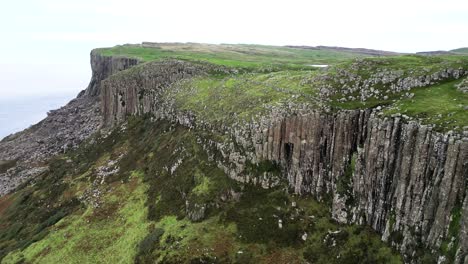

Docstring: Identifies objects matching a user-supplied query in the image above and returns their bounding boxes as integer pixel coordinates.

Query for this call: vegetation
[0,160,16,174]
[451,47,468,54]
[96,43,370,70]
[0,117,404,263]
[439,200,462,263]
[172,70,319,123]
[383,79,468,131]
[98,43,468,131]
[2,43,467,263]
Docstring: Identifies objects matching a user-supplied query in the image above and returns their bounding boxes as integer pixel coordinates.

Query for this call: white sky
[0,0,468,98]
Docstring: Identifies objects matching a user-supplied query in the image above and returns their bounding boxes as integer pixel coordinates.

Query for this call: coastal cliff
[99,57,468,262]
[82,50,140,97]
[1,44,467,263]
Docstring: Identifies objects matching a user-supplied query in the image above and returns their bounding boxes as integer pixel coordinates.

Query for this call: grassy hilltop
[99,43,468,131]
[96,43,370,70]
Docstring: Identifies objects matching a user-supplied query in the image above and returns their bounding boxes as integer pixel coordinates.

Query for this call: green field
[96,43,371,70]
[451,47,468,54]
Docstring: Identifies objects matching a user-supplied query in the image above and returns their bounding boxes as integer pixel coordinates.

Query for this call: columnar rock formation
[99,58,468,262]
[82,50,140,97]
[100,60,231,126]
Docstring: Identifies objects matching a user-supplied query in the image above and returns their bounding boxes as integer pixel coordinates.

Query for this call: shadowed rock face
[352,119,466,251]
[241,111,466,261]
[100,60,468,262]
[101,60,209,126]
[83,50,140,97]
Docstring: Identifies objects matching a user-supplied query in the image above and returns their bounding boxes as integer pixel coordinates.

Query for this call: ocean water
[0,93,76,140]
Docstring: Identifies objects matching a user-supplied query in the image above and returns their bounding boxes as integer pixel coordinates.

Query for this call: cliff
[99,57,468,263]
[82,50,140,97]
[1,44,467,263]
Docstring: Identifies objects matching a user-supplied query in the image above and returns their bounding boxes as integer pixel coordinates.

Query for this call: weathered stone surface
[351,118,467,258]
[457,77,468,93]
[101,60,232,127]
[82,50,140,97]
[0,96,101,196]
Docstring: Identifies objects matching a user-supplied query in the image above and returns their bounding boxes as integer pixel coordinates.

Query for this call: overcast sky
[0,0,468,98]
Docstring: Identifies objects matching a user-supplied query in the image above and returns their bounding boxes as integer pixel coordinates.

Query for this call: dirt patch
[86,201,120,221]
[261,249,302,264]
[0,194,14,217]
[212,232,234,258]
[0,160,17,173]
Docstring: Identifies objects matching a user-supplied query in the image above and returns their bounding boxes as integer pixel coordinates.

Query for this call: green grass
[172,70,320,123]
[451,47,468,54]
[96,43,371,70]
[2,172,150,264]
[439,203,462,262]
[383,80,468,131]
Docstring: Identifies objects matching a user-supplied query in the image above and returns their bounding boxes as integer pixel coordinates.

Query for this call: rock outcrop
[101,60,232,126]
[82,50,140,97]
[457,77,468,93]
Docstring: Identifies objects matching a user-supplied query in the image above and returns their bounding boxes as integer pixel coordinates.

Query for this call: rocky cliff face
[99,59,468,263]
[82,50,140,97]
[351,117,467,263]
[251,113,467,263]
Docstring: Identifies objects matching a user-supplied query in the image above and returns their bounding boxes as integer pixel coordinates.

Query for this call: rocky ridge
[314,59,467,103]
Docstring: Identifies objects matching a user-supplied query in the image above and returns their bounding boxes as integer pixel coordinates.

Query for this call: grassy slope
[0,44,464,263]
[172,70,319,124]
[0,117,406,263]
[326,56,468,131]
[3,172,149,264]
[451,47,468,54]
[177,58,468,131]
[383,79,468,131]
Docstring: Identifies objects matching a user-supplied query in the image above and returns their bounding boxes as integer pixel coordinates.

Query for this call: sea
[0,93,77,140]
